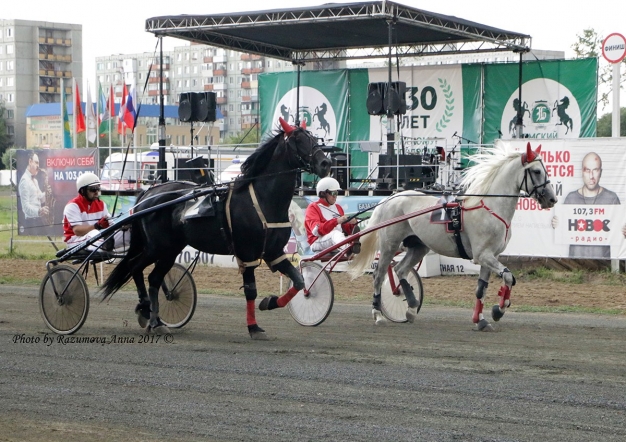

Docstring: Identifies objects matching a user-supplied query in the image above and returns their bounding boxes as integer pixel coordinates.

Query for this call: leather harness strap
[225,182,291,272]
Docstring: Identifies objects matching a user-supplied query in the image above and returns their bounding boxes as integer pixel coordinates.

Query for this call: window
[7,125,14,135]
[0,78,2,87]
[7,61,14,70]
[7,93,14,102]
[7,109,13,119]
[6,28,13,37]
[7,77,13,86]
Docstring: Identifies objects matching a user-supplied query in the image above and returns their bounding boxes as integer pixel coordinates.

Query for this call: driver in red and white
[304,177,360,254]
[62,173,129,252]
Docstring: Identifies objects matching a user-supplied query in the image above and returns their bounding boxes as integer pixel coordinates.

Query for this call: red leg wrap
[498,285,511,308]
[472,298,483,324]
[277,286,299,308]
[246,300,256,326]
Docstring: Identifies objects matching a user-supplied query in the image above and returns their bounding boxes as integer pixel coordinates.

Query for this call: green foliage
[572,28,626,111]
[597,107,626,136]
[1,148,16,174]
[223,129,260,146]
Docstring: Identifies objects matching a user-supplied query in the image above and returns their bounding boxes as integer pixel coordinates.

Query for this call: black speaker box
[178,92,198,122]
[366,82,407,116]
[195,92,217,122]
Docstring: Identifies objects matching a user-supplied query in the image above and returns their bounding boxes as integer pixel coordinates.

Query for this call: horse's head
[279,117,331,178]
[520,142,558,209]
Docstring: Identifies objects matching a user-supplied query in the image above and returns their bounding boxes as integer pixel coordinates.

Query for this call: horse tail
[99,221,144,300]
[348,205,384,279]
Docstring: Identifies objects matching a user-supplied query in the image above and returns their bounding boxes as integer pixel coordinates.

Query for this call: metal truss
[145,1,531,62]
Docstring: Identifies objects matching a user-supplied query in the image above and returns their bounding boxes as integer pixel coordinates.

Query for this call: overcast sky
[4,0,625,110]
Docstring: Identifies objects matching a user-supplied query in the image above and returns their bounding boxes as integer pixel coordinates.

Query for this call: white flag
[86,81,98,144]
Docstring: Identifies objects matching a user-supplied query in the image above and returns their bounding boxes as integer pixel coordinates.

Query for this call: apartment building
[96,43,345,142]
[0,19,82,147]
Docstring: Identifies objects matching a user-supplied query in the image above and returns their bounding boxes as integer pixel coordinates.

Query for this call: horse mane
[233,131,283,191]
[458,140,522,207]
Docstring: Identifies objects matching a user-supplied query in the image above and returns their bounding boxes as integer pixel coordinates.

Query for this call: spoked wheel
[158,263,197,329]
[287,261,334,326]
[39,264,90,335]
[380,266,423,323]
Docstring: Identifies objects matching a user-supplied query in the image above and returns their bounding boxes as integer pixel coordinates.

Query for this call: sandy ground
[3,258,625,313]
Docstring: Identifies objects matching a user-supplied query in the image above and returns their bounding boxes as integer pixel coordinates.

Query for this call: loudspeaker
[366,82,407,116]
[366,83,385,116]
[385,82,407,116]
[195,92,217,122]
[178,92,198,122]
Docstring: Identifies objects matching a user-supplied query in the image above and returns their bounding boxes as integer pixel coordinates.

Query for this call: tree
[572,28,626,111]
[223,129,260,146]
[596,107,626,136]
[0,101,12,169]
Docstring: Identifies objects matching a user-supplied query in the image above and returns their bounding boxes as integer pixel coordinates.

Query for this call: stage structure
[145,1,532,188]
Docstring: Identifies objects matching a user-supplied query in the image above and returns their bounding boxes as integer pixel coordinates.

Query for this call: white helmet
[76,172,101,192]
[316,177,341,196]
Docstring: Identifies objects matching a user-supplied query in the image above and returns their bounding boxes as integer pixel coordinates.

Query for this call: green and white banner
[260,70,350,143]
[259,59,597,181]
[483,58,597,144]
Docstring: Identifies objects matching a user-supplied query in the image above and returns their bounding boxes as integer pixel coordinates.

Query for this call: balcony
[149,64,169,71]
[148,77,169,84]
[203,56,213,63]
[212,83,227,91]
[216,97,227,104]
[241,81,251,89]
[242,96,251,102]
[204,84,214,91]
[213,69,227,76]
[241,54,262,61]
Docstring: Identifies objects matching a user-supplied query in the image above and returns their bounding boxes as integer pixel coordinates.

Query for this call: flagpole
[60,78,64,148]
[73,77,77,149]
[96,80,100,150]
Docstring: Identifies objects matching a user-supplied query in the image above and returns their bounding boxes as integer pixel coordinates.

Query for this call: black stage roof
[145,1,531,62]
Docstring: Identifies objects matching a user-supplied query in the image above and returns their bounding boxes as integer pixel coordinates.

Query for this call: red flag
[117,83,127,135]
[109,84,115,125]
[74,82,86,133]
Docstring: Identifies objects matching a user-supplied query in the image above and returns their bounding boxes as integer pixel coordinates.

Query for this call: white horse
[349,141,557,331]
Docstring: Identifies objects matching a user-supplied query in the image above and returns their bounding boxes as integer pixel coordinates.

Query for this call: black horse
[99,118,331,339]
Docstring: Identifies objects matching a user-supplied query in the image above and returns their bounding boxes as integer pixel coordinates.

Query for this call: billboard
[16,149,98,236]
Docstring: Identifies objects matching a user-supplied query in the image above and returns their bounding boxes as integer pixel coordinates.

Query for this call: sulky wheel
[380,266,424,323]
[158,263,197,329]
[39,264,90,335]
[287,261,334,326]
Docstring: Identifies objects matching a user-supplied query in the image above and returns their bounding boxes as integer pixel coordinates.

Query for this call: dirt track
[1,259,626,441]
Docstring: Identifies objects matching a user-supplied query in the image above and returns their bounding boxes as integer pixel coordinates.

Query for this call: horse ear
[279,117,294,135]
[524,142,537,163]
[535,145,542,156]
[300,120,307,130]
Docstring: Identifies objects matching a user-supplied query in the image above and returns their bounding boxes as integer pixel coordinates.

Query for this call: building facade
[0,19,82,147]
[96,43,345,143]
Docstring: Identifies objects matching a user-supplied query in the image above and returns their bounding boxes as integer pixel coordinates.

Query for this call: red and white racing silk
[304,198,355,246]
[62,195,110,243]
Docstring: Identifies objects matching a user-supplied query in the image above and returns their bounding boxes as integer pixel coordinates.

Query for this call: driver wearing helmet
[62,173,128,251]
[304,177,360,254]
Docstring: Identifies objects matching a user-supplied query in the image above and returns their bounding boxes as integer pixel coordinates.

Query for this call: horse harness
[225,182,291,272]
[442,200,511,261]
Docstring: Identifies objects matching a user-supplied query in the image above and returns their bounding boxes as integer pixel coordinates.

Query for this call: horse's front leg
[258,259,304,311]
[492,267,515,323]
[393,243,428,323]
[242,266,268,340]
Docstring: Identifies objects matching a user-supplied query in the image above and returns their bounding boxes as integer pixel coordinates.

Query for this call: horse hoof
[134,303,150,328]
[406,307,418,323]
[475,319,494,332]
[372,309,387,325]
[146,320,170,335]
[259,296,278,311]
[491,305,505,322]
[248,324,269,340]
